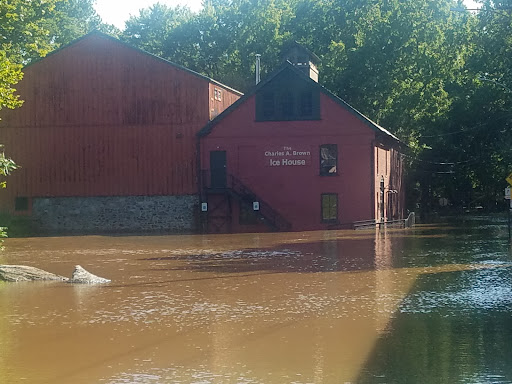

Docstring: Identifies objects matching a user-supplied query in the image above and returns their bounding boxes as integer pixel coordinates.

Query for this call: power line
[420,112,512,138]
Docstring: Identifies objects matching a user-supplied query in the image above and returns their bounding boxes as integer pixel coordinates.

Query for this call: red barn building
[0,32,241,233]
[198,48,404,233]
[1,34,404,235]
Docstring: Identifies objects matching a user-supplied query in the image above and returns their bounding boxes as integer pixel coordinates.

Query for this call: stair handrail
[228,174,292,231]
[201,170,291,231]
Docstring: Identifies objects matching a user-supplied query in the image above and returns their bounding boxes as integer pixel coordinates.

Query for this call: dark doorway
[210,151,227,189]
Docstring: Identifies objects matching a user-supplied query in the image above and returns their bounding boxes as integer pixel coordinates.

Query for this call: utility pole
[506,184,512,242]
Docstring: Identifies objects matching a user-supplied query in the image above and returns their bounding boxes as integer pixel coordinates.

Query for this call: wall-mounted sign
[264,146,311,167]
[507,173,512,187]
[201,202,208,212]
[253,201,260,211]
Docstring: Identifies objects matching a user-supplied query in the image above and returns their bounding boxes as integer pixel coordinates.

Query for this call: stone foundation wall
[31,195,199,234]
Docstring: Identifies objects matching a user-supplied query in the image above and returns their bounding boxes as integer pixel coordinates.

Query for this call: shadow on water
[138,238,379,274]
[94,237,384,288]
[93,217,510,290]
[132,217,508,275]
[356,218,512,384]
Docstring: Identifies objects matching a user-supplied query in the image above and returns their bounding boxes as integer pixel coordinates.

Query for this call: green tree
[0,49,19,236]
[0,149,17,189]
[0,0,59,235]
[122,3,192,57]
[52,0,120,45]
[0,0,61,63]
[449,1,512,208]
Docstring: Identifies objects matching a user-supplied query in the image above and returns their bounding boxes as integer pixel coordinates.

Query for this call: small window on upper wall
[15,197,29,211]
[214,88,222,101]
[320,144,338,176]
[255,85,320,122]
[321,193,338,222]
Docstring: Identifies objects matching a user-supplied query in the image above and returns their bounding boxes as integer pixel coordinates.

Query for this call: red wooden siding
[388,147,405,220]
[209,83,241,120]
[374,145,404,221]
[3,35,210,128]
[200,92,379,232]
[375,146,389,220]
[1,124,198,197]
[0,33,241,212]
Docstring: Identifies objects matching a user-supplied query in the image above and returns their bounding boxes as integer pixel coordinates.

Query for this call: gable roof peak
[199,61,400,143]
[23,30,243,96]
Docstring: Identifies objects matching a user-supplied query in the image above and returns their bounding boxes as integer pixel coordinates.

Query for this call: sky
[94,0,202,28]
[94,0,482,29]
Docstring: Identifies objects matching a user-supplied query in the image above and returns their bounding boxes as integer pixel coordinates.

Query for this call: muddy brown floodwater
[1,218,512,383]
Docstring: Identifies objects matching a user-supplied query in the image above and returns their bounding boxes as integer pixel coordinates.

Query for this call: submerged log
[0,265,69,282]
[68,265,111,284]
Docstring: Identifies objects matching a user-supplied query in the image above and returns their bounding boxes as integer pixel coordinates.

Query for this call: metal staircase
[201,171,291,232]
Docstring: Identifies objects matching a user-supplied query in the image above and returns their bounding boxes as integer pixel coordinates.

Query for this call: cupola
[283,42,320,82]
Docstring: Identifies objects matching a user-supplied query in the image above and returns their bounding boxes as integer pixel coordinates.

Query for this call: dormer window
[256,86,320,121]
[280,91,294,118]
[262,92,275,118]
[299,91,313,117]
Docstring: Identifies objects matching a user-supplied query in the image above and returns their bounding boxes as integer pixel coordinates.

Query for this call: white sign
[253,201,260,211]
[264,146,311,167]
[201,202,208,211]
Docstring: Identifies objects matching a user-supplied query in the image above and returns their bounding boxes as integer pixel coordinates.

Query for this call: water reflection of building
[374,229,394,334]
[375,229,393,270]
[201,230,411,382]
[0,285,10,379]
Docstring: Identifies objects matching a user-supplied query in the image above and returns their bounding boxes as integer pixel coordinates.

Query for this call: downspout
[380,175,385,224]
[196,132,203,233]
[197,84,209,234]
[370,139,376,221]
